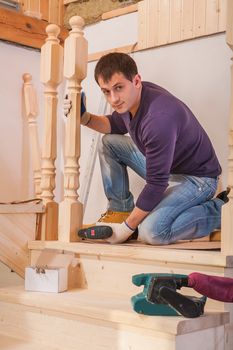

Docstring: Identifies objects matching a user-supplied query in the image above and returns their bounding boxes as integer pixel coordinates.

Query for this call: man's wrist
[124,220,136,231]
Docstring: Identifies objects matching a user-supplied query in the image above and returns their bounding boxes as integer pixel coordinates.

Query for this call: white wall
[0,41,65,203]
[0,43,42,202]
[0,11,231,224]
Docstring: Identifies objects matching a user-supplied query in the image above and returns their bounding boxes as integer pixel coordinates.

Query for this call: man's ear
[133,74,142,88]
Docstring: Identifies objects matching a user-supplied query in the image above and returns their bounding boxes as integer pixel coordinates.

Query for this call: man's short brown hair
[94,52,138,84]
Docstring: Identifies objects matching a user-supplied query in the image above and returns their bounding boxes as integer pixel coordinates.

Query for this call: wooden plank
[133,241,221,250]
[205,0,219,34]
[63,0,75,4]
[182,0,194,40]
[64,0,226,59]
[29,247,228,299]
[28,240,233,267]
[0,335,59,350]
[0,201,44,214]
[88,43,139,63]
[0,286,229,336]
[0,8,68,49]
[148,0,159,47]
[0,262,23,287]
[170,0,182,42]
[193,0,206,37]
[102,4,138,20]
[40,0,49,21]
[23,0,41,19]
[138,0,160,49]
[218,0,227,32]
[158,0,170,45]
[137,0,147,49]
[48,0,63,25]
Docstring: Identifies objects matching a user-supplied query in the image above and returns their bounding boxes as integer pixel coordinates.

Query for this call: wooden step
[0,334,59,350]
[28,240,233,298]
[0,262,23,288]
[0,284,229,350]
[27,240,233,350]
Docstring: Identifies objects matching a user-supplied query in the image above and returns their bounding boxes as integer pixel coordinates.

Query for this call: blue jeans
[98,134,223,244]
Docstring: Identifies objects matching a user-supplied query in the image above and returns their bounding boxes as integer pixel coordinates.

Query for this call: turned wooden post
[58,16,88,242]
[221,0,233,255]
[40,24,63,240]
[22,73,42,198]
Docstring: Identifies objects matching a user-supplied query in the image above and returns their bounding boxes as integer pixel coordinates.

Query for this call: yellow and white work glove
[63,91,91,126]
[96,221,135,244]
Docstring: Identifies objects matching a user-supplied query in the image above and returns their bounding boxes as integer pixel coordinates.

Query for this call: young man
[65,52,226,245]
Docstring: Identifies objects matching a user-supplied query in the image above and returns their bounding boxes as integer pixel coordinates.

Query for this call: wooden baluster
[221,0,233,255]
[22,73,42,198]
[40,24,63,241]
[59,16,88,242]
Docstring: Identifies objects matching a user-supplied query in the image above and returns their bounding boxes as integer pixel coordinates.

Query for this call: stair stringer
[0,202,44,277]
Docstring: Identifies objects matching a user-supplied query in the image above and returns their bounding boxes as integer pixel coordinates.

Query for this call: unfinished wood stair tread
[28,240,233,268]
[0,334,59,350]
[0,285,229,336]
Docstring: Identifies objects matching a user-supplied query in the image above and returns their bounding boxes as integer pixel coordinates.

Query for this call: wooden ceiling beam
[0,8,68,49]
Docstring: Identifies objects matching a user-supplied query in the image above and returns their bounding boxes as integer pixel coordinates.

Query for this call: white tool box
[25,266,68,293]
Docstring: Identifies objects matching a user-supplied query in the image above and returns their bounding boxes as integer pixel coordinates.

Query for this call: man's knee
[138,220,172,245]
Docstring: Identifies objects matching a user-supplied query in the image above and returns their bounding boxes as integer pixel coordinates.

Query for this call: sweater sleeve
[136,112,179,211]
[107,111,128,134]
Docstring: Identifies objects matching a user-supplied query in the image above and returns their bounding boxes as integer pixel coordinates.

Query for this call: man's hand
[96,221,135,244]
[63,92,91,125]
[63,95,72,116]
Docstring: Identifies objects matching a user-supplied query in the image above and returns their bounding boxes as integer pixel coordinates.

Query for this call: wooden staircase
[0,240,231,350]
[2,5,233,349]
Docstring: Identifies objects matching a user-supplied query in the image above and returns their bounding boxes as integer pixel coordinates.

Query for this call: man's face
[98,72,142,116]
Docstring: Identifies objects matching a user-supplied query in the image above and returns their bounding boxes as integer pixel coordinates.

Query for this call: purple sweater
[108,82,221,211]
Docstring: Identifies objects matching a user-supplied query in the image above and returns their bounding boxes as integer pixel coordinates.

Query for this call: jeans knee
[99,134,110,152]
[138,220,171,245]
[101,134,112,146]
[99,134,124,156]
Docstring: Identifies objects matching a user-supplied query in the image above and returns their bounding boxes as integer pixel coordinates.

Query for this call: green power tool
[131,273,206,318]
